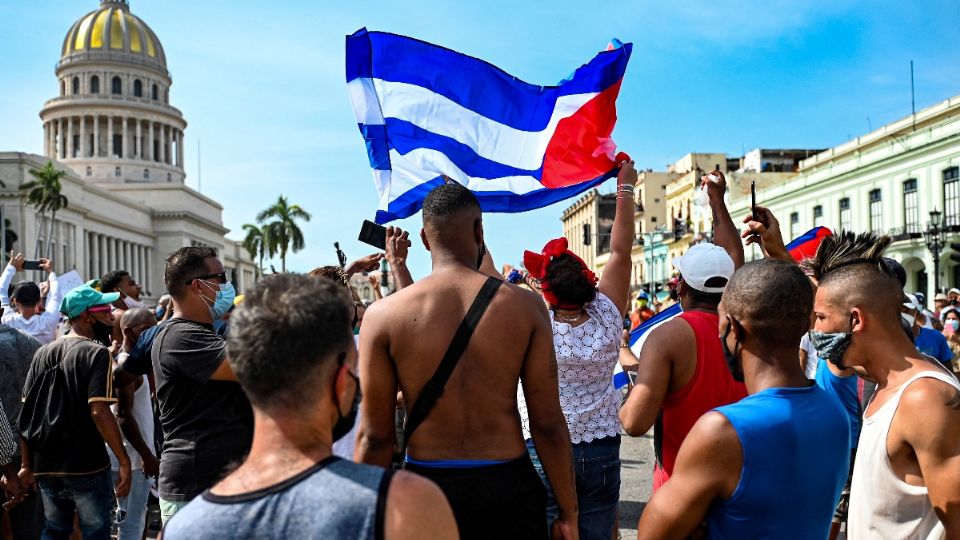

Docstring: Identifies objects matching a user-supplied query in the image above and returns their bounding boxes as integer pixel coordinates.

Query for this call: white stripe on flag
[365,78,598,170]
[390,148,547,193]
[347,77,385,126]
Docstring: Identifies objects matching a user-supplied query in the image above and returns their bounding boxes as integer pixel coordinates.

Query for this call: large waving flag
[346,28,632,223]
[786,226,832,262]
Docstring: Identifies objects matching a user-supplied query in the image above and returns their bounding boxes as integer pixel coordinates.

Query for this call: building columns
[159,125,166,164]
[147,122,153,162]
[106,116,113,159]
[135,120,142,159]
[93,115,99,158]
[79,115,86,158]
[66,117,74,159]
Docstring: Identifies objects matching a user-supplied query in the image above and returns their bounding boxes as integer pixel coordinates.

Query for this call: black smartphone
[358,220,387,250]
[23,260,42,271]
[751,181,758,222]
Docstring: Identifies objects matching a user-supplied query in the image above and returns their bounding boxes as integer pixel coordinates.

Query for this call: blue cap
[60,280,120,318]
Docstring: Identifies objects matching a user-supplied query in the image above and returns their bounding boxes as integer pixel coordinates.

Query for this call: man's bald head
[722,259,812,349]
[120,307,157,341]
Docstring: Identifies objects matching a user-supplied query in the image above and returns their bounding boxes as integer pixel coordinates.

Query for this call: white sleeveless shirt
[847,368,959,540]
[517,292,622,444]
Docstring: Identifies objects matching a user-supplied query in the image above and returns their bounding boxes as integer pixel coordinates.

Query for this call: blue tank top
[814,359,861,449]
[706,385,849,539]
[162,457,393,540]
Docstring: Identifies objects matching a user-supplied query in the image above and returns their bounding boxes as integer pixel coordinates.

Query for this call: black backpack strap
[401,277,502,459]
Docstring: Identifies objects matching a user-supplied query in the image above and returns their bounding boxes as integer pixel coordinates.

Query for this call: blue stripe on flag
[374,169,614,224]
[346,28,631,131]
[613,363,630,390]
[382,118,541,179]
[629,303,683,347]
[358,124,391,170]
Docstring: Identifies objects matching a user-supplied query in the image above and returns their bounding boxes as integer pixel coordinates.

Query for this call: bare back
[360,267,547,461]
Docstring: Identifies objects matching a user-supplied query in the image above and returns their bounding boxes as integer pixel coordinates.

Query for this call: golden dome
[61,1,166,70]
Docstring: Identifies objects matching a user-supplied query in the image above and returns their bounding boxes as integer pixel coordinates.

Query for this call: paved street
[618,430,655,539]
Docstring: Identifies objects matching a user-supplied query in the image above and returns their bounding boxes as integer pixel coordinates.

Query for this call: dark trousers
[406,455,548,540]
[36,469,113,540]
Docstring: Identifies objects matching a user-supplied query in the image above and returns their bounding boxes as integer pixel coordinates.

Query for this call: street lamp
[924,208,944,294]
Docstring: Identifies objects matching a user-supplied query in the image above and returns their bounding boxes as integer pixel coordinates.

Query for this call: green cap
[60,280,120,318]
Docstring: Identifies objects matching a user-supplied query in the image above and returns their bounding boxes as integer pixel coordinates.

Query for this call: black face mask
[720,318,745,383]
[669,288,679,301]
[92,320,113,347]
[332,355,361,442]
[476,241,486,270]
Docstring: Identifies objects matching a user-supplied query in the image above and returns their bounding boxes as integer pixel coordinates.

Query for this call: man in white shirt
[1,252,61,345]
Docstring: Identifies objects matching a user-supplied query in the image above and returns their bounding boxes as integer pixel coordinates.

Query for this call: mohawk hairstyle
[805,231,893,281]
[308,266,350,290]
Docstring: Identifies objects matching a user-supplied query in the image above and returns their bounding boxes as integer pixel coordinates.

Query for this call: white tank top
[847,368,959,540]
[108,375,156,471]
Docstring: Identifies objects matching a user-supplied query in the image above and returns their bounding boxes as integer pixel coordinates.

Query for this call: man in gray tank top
[163,274,458,540]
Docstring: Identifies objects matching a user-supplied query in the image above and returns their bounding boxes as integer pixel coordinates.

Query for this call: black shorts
[406,454,548,540]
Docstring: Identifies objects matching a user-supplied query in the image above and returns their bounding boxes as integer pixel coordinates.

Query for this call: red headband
[523,237,598,309]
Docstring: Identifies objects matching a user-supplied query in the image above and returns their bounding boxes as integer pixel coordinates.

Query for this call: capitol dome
[60,0,167,72]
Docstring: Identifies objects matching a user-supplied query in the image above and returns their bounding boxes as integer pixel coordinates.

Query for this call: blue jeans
[112,470,152,540]
[37,468,114,540]
[527,435,621,540]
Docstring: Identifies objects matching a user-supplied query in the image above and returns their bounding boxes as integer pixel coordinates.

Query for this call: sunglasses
[185,272,227,285]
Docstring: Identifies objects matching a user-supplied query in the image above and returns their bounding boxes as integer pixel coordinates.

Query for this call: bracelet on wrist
[617,184,635,192]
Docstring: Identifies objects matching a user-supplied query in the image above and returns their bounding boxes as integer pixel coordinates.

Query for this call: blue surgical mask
[948,320,960,332]
[200,280,236,320]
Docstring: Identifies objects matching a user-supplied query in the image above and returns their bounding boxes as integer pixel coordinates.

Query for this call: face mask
[901,313,916,327]
[808,319,854,369]
[156,306,165,319]
[948,320,960,332]
[92,319,113,346]
[669,289,679,301]
[123,296,145,309]
[332,365,361,442]
[200,281,236,320]
[720,318,745,383]
[476,241,487,270]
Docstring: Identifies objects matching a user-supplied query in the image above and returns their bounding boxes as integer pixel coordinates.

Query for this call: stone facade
[0,0,255,300]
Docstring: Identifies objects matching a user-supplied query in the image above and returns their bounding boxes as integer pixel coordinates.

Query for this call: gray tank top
[162,457,394,540]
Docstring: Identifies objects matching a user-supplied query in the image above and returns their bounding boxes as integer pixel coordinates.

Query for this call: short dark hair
[722,259,812,349]
[681,275,726,306]
[164,247,218,298]
[11,281,40,306]
[422,182,480,221]
[544,253,597,307]
[100,270,129,293]
[227,273,353,410]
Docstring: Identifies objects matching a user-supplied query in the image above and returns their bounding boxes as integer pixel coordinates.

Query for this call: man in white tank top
[807,232,960,539]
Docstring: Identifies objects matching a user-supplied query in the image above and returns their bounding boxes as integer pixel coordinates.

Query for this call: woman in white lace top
[518,160,637,540]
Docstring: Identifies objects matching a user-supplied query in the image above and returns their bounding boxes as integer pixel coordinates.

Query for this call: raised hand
[741,205,791,262]
[345,253,384,276]
[385,226,411,267]
[8,252,24,271]
[702,170,726,202]
[617,159,638,187]
[39,258,53,273]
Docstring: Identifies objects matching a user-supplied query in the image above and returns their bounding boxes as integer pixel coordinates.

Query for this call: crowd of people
[0,159,958,539]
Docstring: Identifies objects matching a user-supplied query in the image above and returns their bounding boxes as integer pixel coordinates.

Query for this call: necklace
[554,309,585,322]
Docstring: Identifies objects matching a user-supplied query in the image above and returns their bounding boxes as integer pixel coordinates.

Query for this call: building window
[813,205,823,227]
[111,76,122,95]
[903,179,919,233]
[133,79,143,97]
[945,167,960,227]
[869,189,883,232]
[152,84,159,101]
[72,135,79,157]
[839,198,851,231]
[72,77,79,95]
[85,166,92,176]
[143,168,150,179]
[90,75,99,94]
[790,212,799,240]
[112,134,122,158]
[651,216,657,223]
[114,166,121,177]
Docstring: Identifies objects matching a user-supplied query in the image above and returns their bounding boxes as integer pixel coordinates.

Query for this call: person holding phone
[1,252,62,345]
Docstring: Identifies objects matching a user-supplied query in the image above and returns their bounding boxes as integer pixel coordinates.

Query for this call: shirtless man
[808,232,960,538]
[356,182,578,540]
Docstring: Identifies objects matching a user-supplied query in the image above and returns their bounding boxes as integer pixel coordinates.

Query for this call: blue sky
[1,0,958,277]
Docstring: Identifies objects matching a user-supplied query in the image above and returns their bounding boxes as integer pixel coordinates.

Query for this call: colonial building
[0,0,255,299]
[729,93,960,300]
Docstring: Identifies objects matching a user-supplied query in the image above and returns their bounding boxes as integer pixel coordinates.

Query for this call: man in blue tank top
[638,258,849,539]
[162,274,458,540]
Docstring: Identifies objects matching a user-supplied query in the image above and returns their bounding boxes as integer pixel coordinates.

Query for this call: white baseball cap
[672,243,735,294]
[902,294,920,312]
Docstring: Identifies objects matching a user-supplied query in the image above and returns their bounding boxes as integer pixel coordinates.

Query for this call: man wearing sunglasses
[18,283,132,539]
[118,247,252,525]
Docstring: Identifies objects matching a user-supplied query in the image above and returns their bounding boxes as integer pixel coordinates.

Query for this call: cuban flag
[346,28,632,223]
[611,303,684,390]
[786,226,832,262]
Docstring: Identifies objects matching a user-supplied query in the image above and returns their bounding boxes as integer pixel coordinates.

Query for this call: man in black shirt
[19,284,131,540]
[137,247,252,524]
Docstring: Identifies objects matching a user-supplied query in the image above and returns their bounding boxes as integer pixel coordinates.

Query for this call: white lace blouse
[518,292,623,444]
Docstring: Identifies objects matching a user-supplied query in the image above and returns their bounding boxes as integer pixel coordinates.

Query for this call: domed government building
[0,0,256,299]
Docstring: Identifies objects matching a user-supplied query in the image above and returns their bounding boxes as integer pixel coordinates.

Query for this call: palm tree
[20,161,68,258]
[241,223,274,279]
[256,195,311,272]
